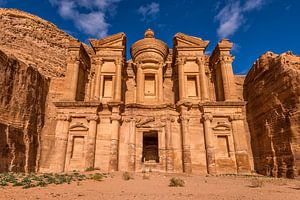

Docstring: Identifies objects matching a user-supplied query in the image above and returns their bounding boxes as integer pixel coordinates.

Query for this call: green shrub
[89,173,104,181]
[169,177,185,187]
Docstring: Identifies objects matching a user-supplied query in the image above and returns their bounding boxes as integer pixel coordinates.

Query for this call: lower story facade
[45,101,253,174]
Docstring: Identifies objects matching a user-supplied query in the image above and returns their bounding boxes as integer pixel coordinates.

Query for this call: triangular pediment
[174,33,209,48]
[89,32,126,49]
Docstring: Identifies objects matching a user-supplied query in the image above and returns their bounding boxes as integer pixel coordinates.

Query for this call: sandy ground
[1,172,300,200]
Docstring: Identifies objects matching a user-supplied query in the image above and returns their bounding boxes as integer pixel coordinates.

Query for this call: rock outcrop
[0,8,76,172]
[0,50,49,172]
[244,51,300,178]
[0,8,74,77]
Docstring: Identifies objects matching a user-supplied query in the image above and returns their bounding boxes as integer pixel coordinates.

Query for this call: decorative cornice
[86,115,100,122]
[229,114,245,121]
[57,114,71,121]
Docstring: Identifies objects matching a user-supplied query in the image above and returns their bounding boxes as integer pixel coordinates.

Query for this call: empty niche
[217,136,230,158]
[187,76,198,97]
[103,76,113,97]
[144,74,156,96]
[71,136,85,159]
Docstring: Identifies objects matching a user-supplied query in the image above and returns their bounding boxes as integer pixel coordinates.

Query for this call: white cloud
[215,0,267,38]
[49,0,122,38]
[138,2,160,21]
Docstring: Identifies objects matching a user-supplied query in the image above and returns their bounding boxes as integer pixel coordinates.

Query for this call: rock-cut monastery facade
[46,29,253,174]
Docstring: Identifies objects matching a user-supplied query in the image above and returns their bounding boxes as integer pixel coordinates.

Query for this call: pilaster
[197,56,209,101]
[202,113,217,175]
[229,114,251,173]
[108,103,122,171]
[51,114,71,172]
[85,115,99,169]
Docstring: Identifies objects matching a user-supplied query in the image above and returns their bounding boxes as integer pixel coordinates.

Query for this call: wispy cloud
[137,2,160,21]
[215,0,267,38]
[49,0,122,38]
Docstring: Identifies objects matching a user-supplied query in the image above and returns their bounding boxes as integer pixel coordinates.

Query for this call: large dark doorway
[142,131,159,163]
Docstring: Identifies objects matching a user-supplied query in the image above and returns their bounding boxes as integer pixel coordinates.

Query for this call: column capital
[196,56,206,65]
[86,115,99,122]
[219,55,235,64]
[179,115,190,122]
[110,114,122,122]
[229,114,244,121]
[202,113,213,122]
[57,114,71,121]
[176,57,186,66]
[115,58,124,66]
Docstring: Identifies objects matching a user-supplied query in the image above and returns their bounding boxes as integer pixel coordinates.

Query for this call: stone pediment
[69,122,89,131]
[212,123,231,131]
[174,33,209,49]
[89,32,126,49]
[136,117,166,128]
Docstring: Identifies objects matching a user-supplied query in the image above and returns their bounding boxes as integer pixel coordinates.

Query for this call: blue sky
[1,0,299,74]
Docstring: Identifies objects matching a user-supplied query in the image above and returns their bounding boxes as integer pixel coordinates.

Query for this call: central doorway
[142,130,159,163]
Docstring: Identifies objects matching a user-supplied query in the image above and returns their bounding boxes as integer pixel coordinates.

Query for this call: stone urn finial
[144,29,154,38]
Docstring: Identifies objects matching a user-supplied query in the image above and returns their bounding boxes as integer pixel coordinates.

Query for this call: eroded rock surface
[244,51,300,178]
[0,50,49,172]
[0,8,74,77]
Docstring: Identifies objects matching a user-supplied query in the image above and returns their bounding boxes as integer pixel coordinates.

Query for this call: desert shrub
[122,172,133,181]
[0,180,8,186]
[89,173,104,181]
[85,167,95,171]
[250,178,264,188]
[169,177,185,187]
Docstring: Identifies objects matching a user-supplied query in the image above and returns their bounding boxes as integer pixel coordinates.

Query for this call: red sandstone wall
[0,50,49,172]
[244,51,300,178]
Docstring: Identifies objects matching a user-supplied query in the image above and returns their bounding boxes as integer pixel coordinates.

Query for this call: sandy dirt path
[1,172,300,200]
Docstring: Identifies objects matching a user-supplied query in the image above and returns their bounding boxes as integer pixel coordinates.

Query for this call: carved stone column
[85,115,99,169]
[136,63,144,103]
[109,105,122,171]
[125,117,137,171]
[177,58,186,100]
[158,64,164,103]
[219,55,236,101]
[179,104,192,173]
[162,117,175,172]
[197,57,209,101]
[94,59,103,100]
[229,114,251,173]
[202,113,216,174]
[114,59,123,102]
[51,114,71,172]
[67,60,80,101]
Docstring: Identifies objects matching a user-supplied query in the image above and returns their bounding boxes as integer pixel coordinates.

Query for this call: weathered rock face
[0,50,49,172]
[0,8,74,77]
[244,51,300,178]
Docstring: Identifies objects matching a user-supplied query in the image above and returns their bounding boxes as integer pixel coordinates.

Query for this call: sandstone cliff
[0,8,74,77]
[0,50,49,172]
[244,51,300,178]
[0,8,76,172]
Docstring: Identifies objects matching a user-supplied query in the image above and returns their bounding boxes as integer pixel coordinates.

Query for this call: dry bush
[122,172,133,181]
[250,178,264,188]
[169,177,185,187]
